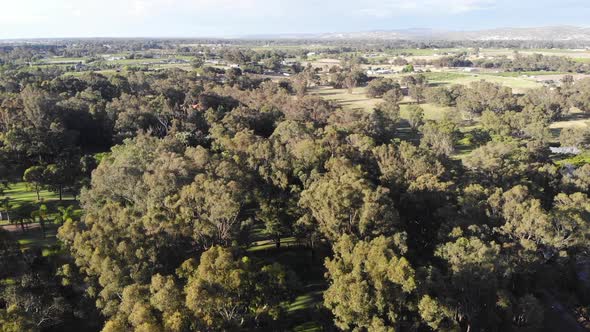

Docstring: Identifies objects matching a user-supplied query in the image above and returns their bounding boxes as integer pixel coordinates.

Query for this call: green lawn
[108,58,168,65]
[376,70,542,91]
[452,73,542,91]
[41,56,86,64]
[400,101,451,121]
[1,182,80,254]
[2,182,71,204]
[308,81,589,161]
[549,108,590,141]
[422,71,470,82]
[310,86,380,112]
[555,152,590,167]
[488,71,568,77]
[387,48,467,56]
[309,86,453,119]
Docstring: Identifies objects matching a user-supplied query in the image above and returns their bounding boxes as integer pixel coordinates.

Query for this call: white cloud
[360,0,496,17]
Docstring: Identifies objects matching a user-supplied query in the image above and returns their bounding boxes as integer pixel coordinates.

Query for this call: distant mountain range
[251,26,590,41]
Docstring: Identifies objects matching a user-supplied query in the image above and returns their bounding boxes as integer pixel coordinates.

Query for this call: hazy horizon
[2,0,590,39]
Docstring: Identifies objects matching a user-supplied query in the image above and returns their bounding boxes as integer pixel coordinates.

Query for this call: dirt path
[1,222,41,232]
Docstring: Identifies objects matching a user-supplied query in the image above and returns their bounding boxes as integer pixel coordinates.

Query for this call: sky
[1,0,590,39]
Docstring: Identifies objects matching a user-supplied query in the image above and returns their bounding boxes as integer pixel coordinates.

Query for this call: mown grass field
[40,56,87,64]
[310,86,380,111]
[376,70,543,92]
[386,48,467,56]
[487,71,568,77]
[453,73,542,92]
[549,108,590,141]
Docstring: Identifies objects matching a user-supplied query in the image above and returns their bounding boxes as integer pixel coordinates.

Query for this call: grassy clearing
[1,182,77,207]
[288,291,324,312]
[310,86,380,112]
[1,182,80,254]
[489,71,568,77]
[387,48,466,56]
[248,237,299,252]
[422,71,470,82]
[549,108,590,129]
[454,73,542,91]
[549,108,590,141]
[555,152,590,167]
[400,101,451,121]
[378,70,542,91]
[107,58,171,65]
[310,86,456,118]
[41,57,86,64]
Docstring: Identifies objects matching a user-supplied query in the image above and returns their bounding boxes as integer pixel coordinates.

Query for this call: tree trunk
[39,219,46,238]
[275,234,281,248]
[20,219,25,232]
[59,185,63,201]
[36,187,40,201]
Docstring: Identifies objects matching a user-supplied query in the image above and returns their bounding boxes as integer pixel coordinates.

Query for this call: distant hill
[255,26,590,41]
[444,26,590,41]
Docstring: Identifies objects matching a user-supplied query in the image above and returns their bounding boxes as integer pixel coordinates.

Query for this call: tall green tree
[300,157,400,242]
[22,166,45,201]
[324,235,416,331]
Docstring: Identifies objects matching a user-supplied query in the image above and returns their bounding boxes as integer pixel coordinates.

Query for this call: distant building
[550,146,581,155]
[167,58,187,64]
[463,68,479,73]
[367,68,393,75]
